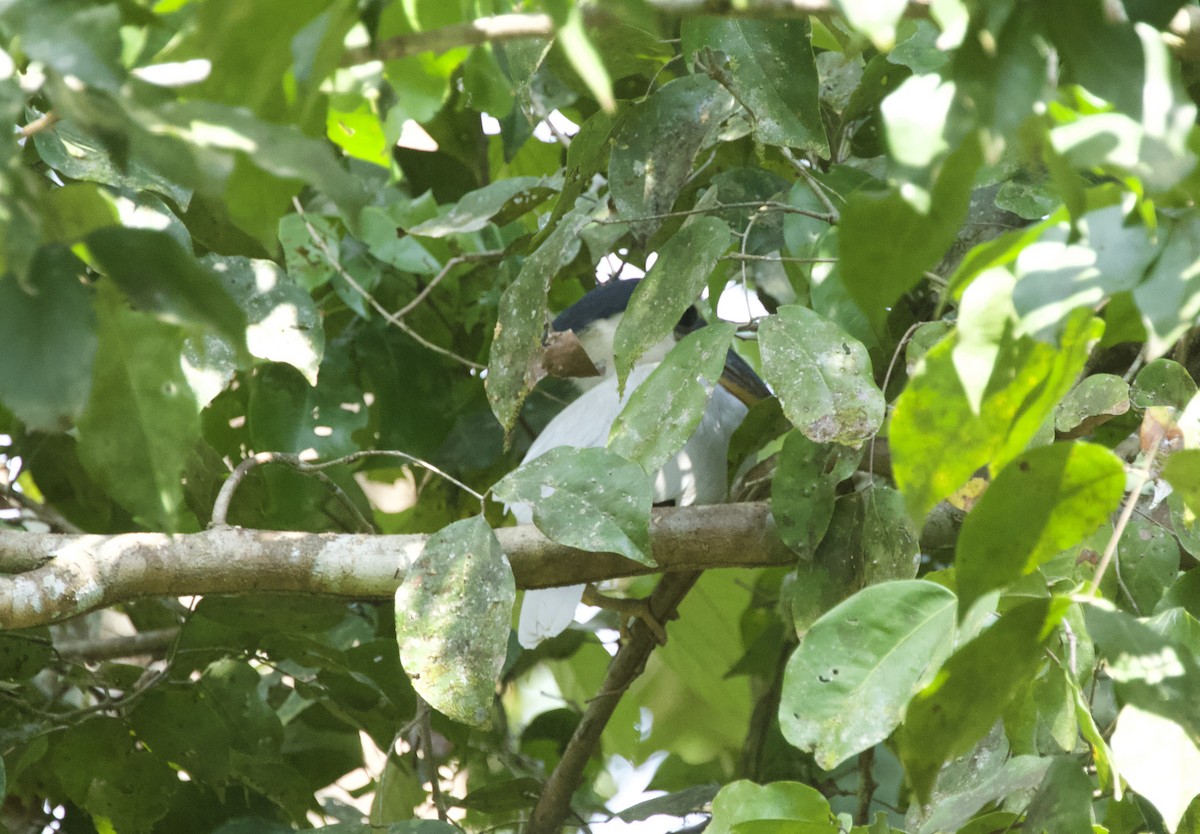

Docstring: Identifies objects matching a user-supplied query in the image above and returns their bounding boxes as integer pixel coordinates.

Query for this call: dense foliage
[3,0,1200,832]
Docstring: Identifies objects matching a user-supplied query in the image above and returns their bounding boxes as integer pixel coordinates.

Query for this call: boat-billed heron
[514,278,770,648]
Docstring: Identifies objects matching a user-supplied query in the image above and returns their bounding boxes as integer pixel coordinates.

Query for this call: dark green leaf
[771,431,862,557]
[1131,359,1198,409]
[613,216,732,388]
[0,247,96,431]
[780,580,956,769]
[1055,374,1130,435]
[955,442,1126,614]
[492,447,653,565]
[609,322,736,475]
[395,516,514,728]
[759,305,884,447]
[681,17,826,152]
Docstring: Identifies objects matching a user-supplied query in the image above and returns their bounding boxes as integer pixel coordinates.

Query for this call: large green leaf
[771,431,862,557]
[707,780,838,834]
[955,442,1126,614]
[1134,215,1200,358]
[492,447,654,566]
[759,305,884,448]
[0,246,96,432]
[891,310,1101,519]
[612,216,731,388]
[395,515,514,728]
[681,17,826,152]
[408,177,558,237]
[780,580,956,769]
[609,322,736,475]
[609,74,738,225]
[76,284,200,531]
[899,596,1071,801]
[485,209,591,437]
[1131,358,1197,409]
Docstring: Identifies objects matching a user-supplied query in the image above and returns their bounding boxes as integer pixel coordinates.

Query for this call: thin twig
[394,250,504,319]
[594,200,834,226]
[1,486,84,534]
[526,571,701,834]
[780,147,839,224]
[1089,446,1159,595]
[722,253,837,264]
[19,111,60,139]
[55,628,179,661]
[209,450,484,528]
[290,198,485,370]
[869,322,923,481]
[855,747,877,825]
[416,695,449,821]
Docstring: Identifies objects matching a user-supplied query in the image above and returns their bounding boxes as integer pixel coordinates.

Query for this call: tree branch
[526,570,702,834]
[0,503,791,629]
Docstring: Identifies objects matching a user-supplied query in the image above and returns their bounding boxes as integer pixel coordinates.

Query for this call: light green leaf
[609,322,735,475]
[1055,374,1130,435]
[955,443,1125,614]
[408,177,557,238]
[759,305,884,448]
[76,284,200,531]
[1132,359,1198,410]
[1021,758,1094,834]
[1134,215,1200,358]
[396,515,514,728]
[681,17,826,152]
[0,247,96,432]
[1165,450,1200,525]
[771,431,862,558]
[912,755,1053,834]
[1111,704,1200,833]
[485,209,591,438]
[359,207,442,274]
[891,310,1102,520]
[609,75,738,225]
[779,580,956,769]
[899,596,1071,801]
[201,255,325,385]
[707,780,837,834]
[556,6,614,112]
[612,216,731,389]
[492,447,654,566]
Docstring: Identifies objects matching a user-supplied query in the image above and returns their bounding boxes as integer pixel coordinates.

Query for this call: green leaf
[1111,704,1200,833]
[1132,359,1198,409]
[1055,374,1130,435]
[771,431,862,557]
[1013,205,1158,342]
[202,255,325,385]
[707,780,837,834]
[408,177,557,238]
[862,486,922,584]
[493,447,653,565]
[0,247,96,432]
[7,0,125,92]
[1119,517,1181,614]
[758,305,885,448]
[612,216,731,388]
[899,596,1071,801]
[912,755,1053,834]
[836,0,909,47]
[485,209,591,437]
[1165,450,1200,523]
[779,580,956,769]
[681,17,826,153]
[609,75,738,225]
[955,442,1126,613]
[85,228,249,353]
[395,516,514,728]
[1021,757,1095,834]
[76,284,200,531]
[555,6,614,112]
[247,351,368,459]
[609,322,736,474]
[891,311,1102,519]
[1134,215,1200,358]
[1084,601,1200,743]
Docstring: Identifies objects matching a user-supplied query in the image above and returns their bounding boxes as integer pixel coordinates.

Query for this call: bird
[513,278,770,649]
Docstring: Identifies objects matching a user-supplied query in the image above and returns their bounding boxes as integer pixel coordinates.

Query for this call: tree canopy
[3,0,1200,832]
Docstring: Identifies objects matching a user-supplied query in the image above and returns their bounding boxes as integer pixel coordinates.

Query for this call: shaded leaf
[395,516,514,728]
[408,177,557,237]
[759,305,884,448]
[780,580,956,769]
[771,431,862,557]
[1132,359,1197,410]
[492,447,654,566]
[1055,374,1130,435]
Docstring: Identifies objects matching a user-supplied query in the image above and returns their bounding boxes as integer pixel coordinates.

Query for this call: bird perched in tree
[513,278,770,648]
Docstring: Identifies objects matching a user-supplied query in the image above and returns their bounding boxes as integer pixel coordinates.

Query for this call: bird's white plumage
[514,363,748,648]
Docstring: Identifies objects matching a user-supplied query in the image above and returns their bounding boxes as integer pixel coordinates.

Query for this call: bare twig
[414,696,449,821]
[595,200,834,226]
[723,253,837,264]
[526,570,702,834]
[394,250,504,319]
[869,322,923,481]
[781,147,840,224]
[2,486,84,534]
[55,628,179,661]
[18,111,60,139]
[856,747,877,825]
[1089,446,1159,595]
[210,449,485,528]
[290,198,485,370]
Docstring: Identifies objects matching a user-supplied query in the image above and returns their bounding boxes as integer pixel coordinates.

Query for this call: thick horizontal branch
[0,503,791,630]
